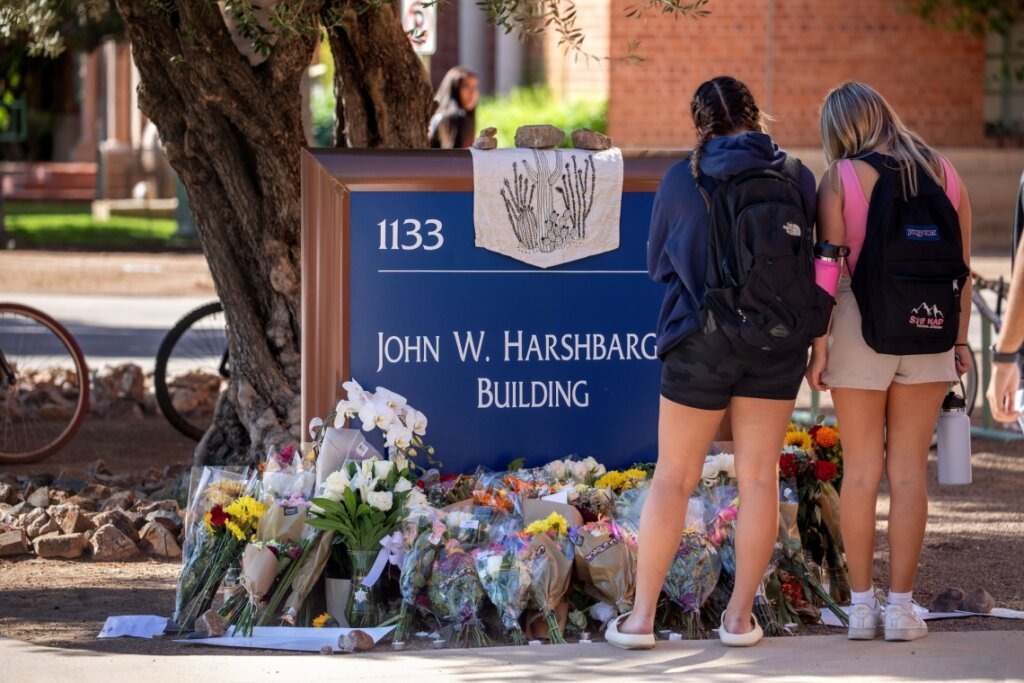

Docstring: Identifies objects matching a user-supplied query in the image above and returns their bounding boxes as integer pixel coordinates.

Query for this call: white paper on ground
[815,606,1015,626]
[98,615,172,639]
[176,625,395,652]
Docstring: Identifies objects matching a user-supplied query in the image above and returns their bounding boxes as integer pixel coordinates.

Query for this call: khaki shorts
[823,279,957,390]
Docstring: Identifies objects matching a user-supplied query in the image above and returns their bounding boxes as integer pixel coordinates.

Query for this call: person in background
[986,170,1024,423]
[429,66,479,149]
[807,81,972,643]
[605,76,818,650]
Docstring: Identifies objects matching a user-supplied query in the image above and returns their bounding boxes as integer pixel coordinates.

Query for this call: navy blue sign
[346,189,665,473]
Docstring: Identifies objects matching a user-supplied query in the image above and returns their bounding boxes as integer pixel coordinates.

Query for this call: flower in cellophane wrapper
[518,512,574,644]
[594,467,649,495]
[569,520,636,619]
[662,497,721,639]
[568,484,615,523]
[473,538,532,645]
[701,452,737,490]
[427,541,491,648]
[174,477,265,630]
[221,538,303,636]
[701,484,738,575]
[260,443,316,502]
[471,470,522,515]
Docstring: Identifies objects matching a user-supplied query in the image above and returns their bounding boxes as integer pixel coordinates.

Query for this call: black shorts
[660,328,808,410]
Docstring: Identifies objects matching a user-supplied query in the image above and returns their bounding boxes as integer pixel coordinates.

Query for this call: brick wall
[544,0,611,99]
[546,0,986,150]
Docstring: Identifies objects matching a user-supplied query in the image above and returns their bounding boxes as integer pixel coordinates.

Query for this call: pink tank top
[839,157,961,275]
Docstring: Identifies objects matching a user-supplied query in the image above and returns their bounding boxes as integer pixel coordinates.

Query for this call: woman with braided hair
[605,76,817,649]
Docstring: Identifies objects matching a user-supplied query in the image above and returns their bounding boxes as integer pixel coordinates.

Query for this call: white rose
[374,459,394,479]
[322,470,350,500]
[367,490,394,512]
[394,477,413,493]
[545,459,567,480]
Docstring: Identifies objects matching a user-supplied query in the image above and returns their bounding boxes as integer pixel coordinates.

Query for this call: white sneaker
[847,602,882,640]
[884,603,928,642]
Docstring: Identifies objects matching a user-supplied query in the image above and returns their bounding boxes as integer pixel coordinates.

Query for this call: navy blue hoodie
[647,131,817,358]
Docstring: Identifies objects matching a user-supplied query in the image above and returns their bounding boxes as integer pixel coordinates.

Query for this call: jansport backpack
[850,153,968,355]
[699,157,833,357]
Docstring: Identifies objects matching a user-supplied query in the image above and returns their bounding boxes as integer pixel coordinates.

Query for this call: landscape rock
[33,532,88,559]
[23,508,52,538]
[90,523,140,561]
[2,501,26,523]
[64,495,99,511]
[145,510,182,535]
[138,521,181,558]
[52,505,96,535]
[91,510,139,542]
[102,490,137,511]
[571,128,612,150]
[929,587,964,613]
[515,124,565,149]
[959,588,995,613]
[0,482,17,505]
[26,487,51,508]
[0,528,29,557]
[78,483,113,502]
[195,610,227,637]
[337,629,375,653]
[137,500,180,517]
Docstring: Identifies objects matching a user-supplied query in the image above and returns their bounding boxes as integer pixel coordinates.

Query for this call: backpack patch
[850,153,968,355]
[699,158,833,357]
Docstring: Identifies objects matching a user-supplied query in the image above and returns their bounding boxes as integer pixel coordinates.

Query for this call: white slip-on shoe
[847,602,882,640]
[604,612,656,650]
[718,613,764,647]
[884,603,928,642]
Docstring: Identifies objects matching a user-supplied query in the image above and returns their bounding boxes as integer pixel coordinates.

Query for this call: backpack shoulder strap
[696,172,717,211]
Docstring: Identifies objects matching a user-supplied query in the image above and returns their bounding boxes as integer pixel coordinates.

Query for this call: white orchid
[374,386,408,412]
[343,378,371,403]
[385,423,413,450]
[366,490,394,512]
[404,407,428,436]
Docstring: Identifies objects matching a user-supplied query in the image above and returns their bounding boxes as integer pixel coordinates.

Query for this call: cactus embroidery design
[500,150,597,254]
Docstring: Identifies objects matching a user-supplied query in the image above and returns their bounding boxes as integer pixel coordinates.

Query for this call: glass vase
[346,549,381,628]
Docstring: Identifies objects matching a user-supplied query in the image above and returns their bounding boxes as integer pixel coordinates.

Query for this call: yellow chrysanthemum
[524,512,569,537]
[596,468,647,493]
[784,430,813,452]
[312,612,330,628]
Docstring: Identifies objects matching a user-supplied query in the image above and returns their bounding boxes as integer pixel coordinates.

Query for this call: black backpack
[850,153,968,355]
[699,157,833,357]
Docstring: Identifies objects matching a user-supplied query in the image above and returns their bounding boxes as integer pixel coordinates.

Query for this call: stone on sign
[514,124,564,149]
[33,532,88,559]
[472,127,498,150]
[196,609,227,637]
[571,128,612,151]
[961,588,995,613]
[90,523,140,561]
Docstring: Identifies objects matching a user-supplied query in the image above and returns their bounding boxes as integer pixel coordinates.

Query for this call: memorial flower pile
[171,381,852,647]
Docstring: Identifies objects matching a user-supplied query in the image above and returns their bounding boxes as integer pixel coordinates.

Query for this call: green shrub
[476,86,608,147]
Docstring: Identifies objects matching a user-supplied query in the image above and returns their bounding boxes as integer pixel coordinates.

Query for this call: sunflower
[784,430,813,452]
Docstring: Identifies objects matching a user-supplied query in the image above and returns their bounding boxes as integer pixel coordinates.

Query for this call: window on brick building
[985,22,1024,141]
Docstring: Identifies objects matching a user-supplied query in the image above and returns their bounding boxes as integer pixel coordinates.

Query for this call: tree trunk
[114,1,433,467]
[327,0,435,147]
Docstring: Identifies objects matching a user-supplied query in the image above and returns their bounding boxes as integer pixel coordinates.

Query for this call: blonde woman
[807,82,972,642]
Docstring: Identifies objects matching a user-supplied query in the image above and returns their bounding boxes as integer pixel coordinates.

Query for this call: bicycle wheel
[154,301,227,441]
[962,345,979,416]
[0,303,90,464]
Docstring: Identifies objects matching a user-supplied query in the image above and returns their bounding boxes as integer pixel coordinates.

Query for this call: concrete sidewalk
[3,631,1022,683]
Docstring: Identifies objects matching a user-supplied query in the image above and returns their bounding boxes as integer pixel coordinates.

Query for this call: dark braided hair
[689,76,768,182]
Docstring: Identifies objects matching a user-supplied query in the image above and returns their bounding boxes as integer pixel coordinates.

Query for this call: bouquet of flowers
[594,467,648,494]
[543,456,607,487]
[662,497,721,639]
[221,537,304,635]
[569,519,636,617]
[473,538,532,644]
[518,512,575,644]
[331,379,437,468]
[174,475,265,629]
[781,423,850,604]
[427,540,492,648]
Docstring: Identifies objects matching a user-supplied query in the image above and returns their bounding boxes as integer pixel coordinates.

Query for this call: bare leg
[720,395,795,634]
[617,396,723,634]
[885,381,946,592]
[831,388,887,593]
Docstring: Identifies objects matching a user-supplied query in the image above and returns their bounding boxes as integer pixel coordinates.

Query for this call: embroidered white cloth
[470,147,624,268]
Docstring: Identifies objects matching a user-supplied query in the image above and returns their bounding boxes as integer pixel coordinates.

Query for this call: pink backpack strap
[838,159,870,212]
[940,157,961,210]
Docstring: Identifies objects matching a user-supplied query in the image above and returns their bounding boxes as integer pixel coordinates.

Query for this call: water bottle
[813,241,849,297]
[936,384,972,485]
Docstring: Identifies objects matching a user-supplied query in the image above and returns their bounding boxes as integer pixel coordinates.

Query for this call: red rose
[780,453,799,478]
[208,504,228,528]
[814,460,838,482]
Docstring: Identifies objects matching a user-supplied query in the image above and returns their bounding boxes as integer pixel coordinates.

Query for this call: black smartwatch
[989,344,1020,364]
